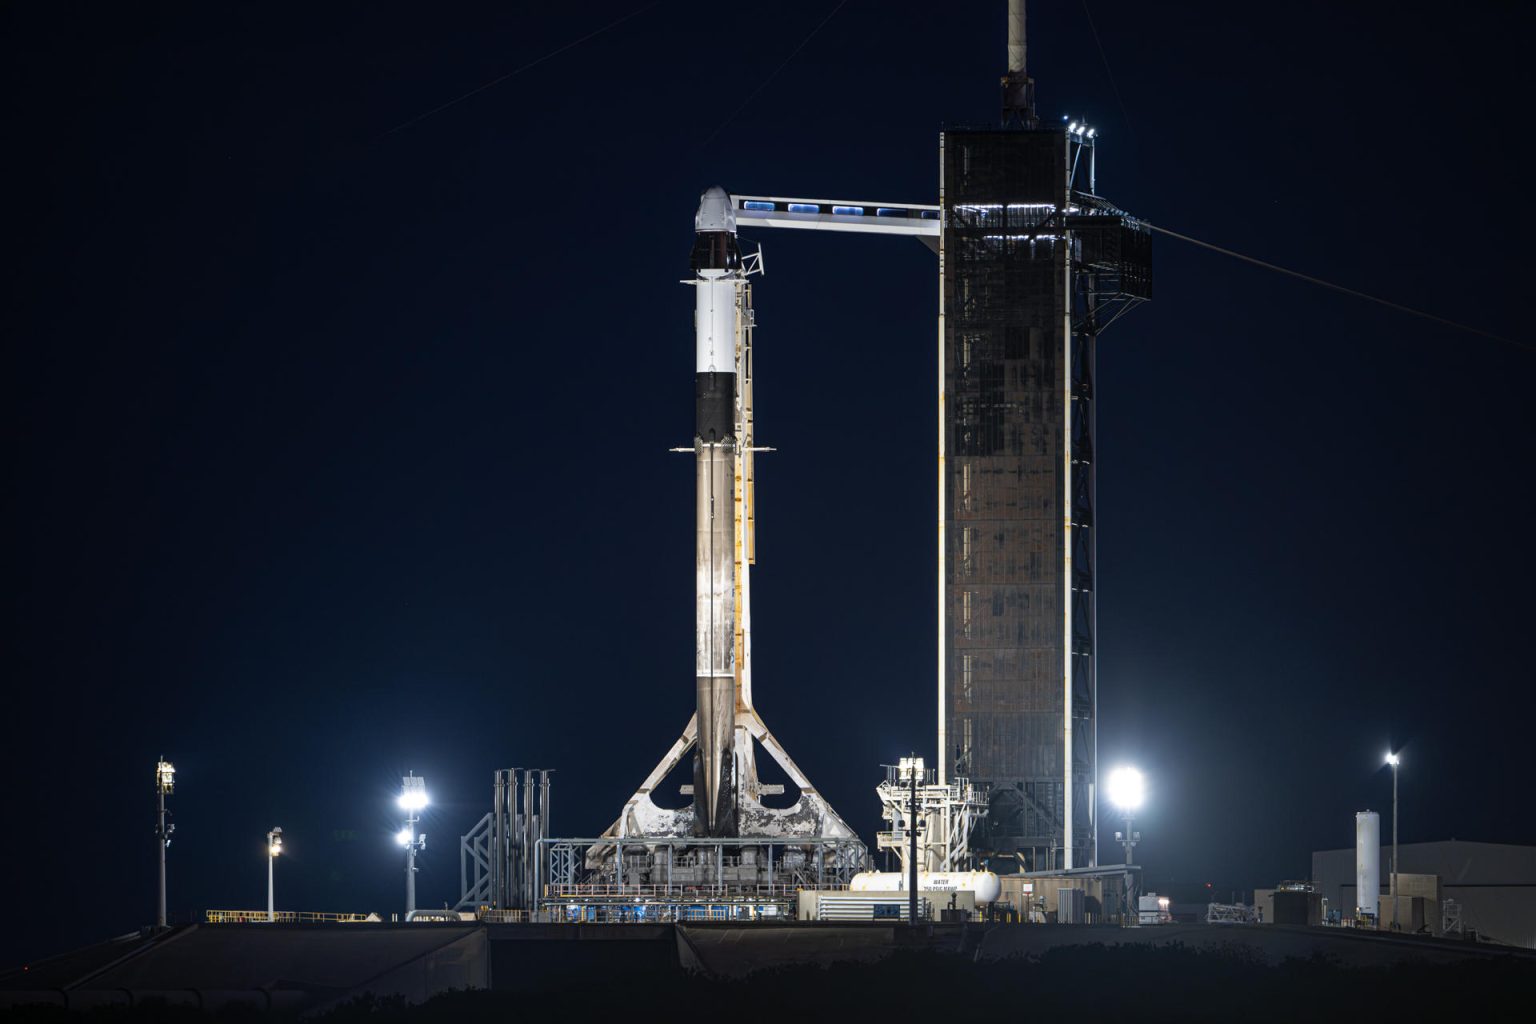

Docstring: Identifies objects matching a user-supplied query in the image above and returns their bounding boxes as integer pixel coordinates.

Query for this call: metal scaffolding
[875,757,988,874]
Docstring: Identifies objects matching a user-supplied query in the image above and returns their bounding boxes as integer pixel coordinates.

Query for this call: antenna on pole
[1001,0,1037,128]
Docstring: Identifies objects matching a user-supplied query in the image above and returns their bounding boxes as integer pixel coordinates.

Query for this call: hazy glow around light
[396,827,413,846]
[1106,766,1145,811]
[1386,752,1400,766]
[399,774,428,810]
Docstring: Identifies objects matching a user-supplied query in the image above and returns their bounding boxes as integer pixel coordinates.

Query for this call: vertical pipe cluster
[486,769,552,911]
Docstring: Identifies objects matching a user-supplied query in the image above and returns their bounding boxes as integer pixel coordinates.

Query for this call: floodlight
[1385,752,1399,766]
[1068,122,1078,133]
[156,759,176,794]
[1087,128,1096,138]
[399,774,428,810]
[396,827,413,846]
[268,827,283,857]
[1106,766,1145,811]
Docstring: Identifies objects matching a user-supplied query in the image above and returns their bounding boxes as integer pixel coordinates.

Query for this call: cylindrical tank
[1355,811,1380,920]
[849,871,1002,905]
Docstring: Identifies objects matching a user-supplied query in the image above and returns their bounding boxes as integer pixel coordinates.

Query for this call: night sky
[7,1,1534,964]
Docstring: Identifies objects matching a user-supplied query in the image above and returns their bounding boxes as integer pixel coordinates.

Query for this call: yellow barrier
[204,910,378,924]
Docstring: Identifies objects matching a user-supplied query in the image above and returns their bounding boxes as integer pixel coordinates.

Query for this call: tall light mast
[154,758,175,929]
[397,773,429,916]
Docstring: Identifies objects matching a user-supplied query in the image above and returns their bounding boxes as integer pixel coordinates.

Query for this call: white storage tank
[849,871,1002,905]
[1355,811,1380,921]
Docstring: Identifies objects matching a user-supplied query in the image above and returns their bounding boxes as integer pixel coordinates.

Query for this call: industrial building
[1312,839,1536,949]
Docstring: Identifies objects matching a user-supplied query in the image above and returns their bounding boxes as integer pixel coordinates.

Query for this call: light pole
[397,773,429,917]
[154,759,175,930]
[1107,765,1145,926]
[905,756,920,925]
[1385,751,1400,931]
[267,827,283,922]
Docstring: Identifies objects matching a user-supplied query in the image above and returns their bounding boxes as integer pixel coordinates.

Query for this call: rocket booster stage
[598,186,858,850]
[691,186,740,836]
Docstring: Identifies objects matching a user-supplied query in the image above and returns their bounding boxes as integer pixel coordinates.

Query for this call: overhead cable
[377,3,663,140]
[699,0,848,149]
[1147,223,1525,351]
[1080,0,1136,148]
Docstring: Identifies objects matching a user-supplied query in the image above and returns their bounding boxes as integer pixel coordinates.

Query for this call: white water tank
[849,871,1002,905]
[1355,811,1380,920]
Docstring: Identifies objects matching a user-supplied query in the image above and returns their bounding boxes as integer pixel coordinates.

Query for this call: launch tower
[939,2,1151,869]
[526,4,1150,921]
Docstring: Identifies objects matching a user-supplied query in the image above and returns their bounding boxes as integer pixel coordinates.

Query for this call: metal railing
[548,902,789,924]
[205,910,379,924]
[475,908,532,924]
[543,882,848,900]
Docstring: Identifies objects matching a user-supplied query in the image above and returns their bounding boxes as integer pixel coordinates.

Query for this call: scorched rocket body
[600,188,856,845]
[691,186,740,837]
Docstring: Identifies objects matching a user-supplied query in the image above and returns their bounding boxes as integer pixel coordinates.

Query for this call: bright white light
[1385,752,1400,767]
[1068,121,1078,133]
[396,827,413,846]
[1106,766,1145,811]
[399,774,428,810]
[1087,128,1096,138]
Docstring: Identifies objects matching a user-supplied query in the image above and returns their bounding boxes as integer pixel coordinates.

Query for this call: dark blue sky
[7,1,1533,964]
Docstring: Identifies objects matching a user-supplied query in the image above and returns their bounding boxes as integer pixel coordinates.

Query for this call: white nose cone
[695,186,736,234]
